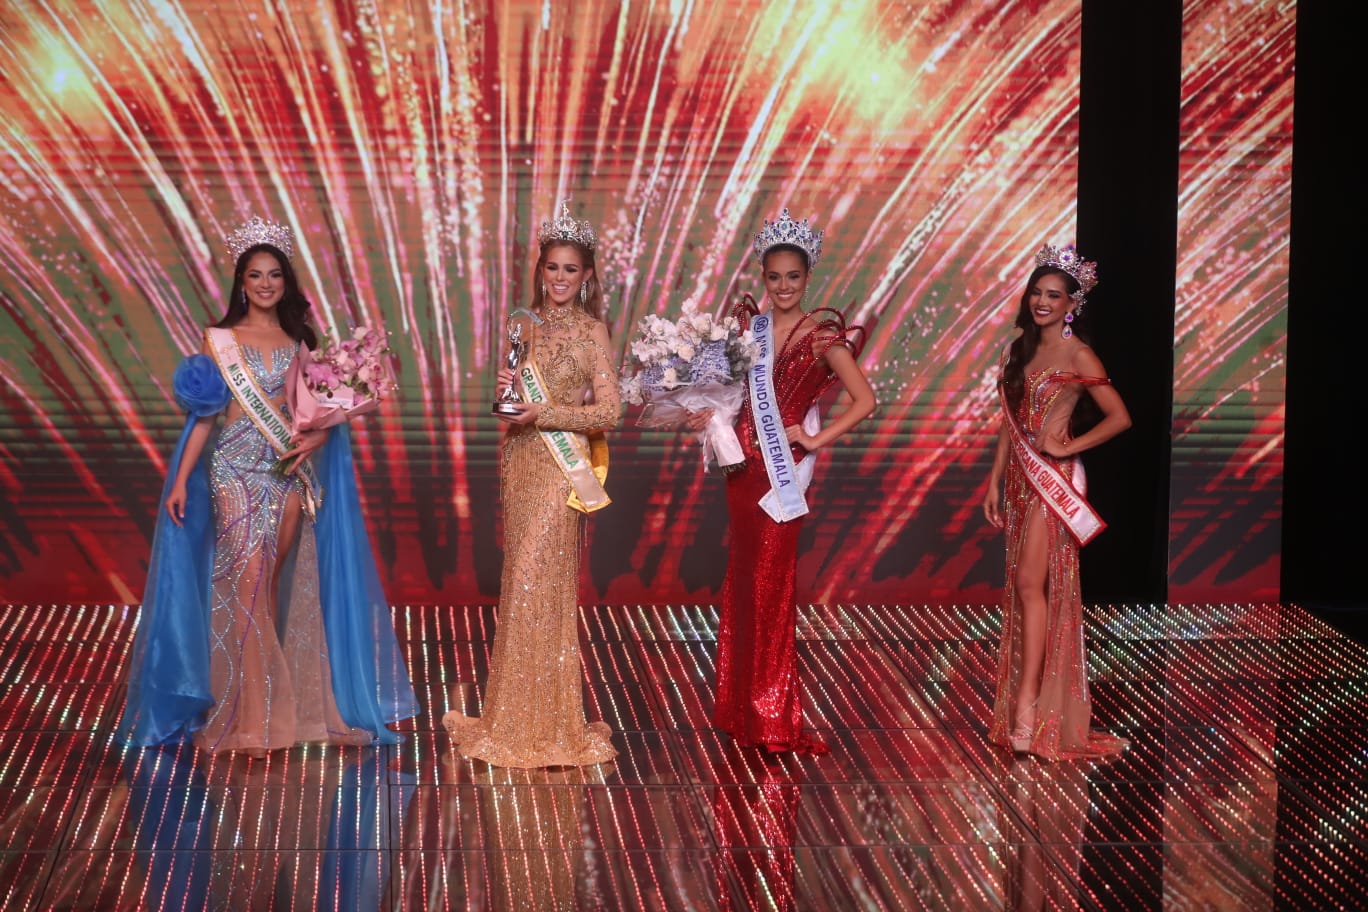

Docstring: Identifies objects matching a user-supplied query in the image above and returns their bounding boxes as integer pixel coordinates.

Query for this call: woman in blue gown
[119,216,416,754]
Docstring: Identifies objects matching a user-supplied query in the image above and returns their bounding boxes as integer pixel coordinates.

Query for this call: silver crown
[225,215,294,262]
[537,198,597,250]
[752,207,823,267]
[1034,243,1098,301]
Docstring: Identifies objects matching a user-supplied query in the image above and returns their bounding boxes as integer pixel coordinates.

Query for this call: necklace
[542,303,578,325]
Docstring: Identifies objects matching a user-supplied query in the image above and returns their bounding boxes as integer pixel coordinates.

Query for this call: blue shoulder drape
[118,355,225,745]
[119,354,416,746]
[315,421,418,739]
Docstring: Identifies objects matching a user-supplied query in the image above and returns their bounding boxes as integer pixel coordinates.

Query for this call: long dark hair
[1001,265,1099,432]
[214,244,318,350]
[528,240,605,323]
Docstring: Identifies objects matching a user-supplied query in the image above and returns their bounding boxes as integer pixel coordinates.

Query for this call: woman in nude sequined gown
[120,218,416,754]
[691,210,876,755]
[442,201,621,768]
[982,244,1131,760]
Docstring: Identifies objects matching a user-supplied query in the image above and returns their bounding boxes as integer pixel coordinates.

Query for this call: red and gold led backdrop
[0,1,1289,605]
[1168,0,1292,602]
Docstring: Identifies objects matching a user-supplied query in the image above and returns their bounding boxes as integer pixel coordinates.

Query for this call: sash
[517,359,611,513]
[747,312,809,522]
[1000,386,1104,546]
[758,404,819,522]
[206,327,324,519]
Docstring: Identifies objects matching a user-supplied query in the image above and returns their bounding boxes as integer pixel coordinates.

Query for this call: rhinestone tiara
[753,207,823,267]
[537,198,597,250]
[1034,243,1098,298]
[225,215,294,262]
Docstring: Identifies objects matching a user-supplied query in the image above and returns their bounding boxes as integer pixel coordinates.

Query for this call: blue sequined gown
[197,342,369,752]
[120,339,417,752]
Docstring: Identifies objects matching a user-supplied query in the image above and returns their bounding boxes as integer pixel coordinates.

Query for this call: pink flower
[302,324,393,400]
[363,330,387,354]
[305,360,340,390]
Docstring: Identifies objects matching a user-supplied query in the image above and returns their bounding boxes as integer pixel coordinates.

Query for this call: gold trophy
[491,319,527,416]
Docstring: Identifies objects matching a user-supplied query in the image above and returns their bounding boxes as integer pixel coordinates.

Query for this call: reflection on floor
[0,602,1365,910]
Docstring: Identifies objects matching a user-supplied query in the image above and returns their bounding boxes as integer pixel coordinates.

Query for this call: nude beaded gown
[987,367,1128,760]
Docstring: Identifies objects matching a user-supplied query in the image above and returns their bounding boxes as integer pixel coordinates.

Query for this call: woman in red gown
[982,244,1131,760]
[694,209,876,755]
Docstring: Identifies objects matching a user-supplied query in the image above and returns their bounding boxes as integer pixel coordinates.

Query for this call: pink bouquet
[286,324,395,434]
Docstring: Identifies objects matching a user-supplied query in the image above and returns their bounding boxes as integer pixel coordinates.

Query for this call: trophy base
[491,401,523,417]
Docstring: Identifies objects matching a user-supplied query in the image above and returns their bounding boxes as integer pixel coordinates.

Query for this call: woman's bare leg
[1013,503,1050,724]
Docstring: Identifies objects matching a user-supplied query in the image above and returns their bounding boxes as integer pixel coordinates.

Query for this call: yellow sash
[517,359,611,513]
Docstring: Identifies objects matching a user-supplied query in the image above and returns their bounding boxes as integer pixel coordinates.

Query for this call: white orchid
[618,301,758,405]
[619,373,645,405]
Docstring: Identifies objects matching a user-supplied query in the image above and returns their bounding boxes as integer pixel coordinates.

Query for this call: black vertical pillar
[1077,1,1183,605]
[1282,1,1364,637]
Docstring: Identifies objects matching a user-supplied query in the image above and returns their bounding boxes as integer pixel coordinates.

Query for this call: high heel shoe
[759,733,830,757]
[1009,704,1036,753]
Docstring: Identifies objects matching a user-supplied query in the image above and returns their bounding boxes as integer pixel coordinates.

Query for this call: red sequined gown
[715,303,864,753]
[988,368,1128,760]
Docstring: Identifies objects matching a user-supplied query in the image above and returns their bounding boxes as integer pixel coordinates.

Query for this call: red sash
[1000,387,1105,546]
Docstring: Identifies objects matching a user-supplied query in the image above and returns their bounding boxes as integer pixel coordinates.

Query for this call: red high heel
[763,733,830,756]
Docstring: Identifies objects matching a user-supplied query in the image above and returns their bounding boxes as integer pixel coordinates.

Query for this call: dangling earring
[579,282,588,305]
[1062,310,1074,339]
[241,289,249,312]
[541,282,547,298]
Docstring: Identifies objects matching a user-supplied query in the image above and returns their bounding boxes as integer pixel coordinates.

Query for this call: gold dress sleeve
[535,322,621,432]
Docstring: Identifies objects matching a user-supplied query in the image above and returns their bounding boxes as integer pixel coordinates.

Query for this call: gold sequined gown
[443,304,620,767]
[988,368,1127,760]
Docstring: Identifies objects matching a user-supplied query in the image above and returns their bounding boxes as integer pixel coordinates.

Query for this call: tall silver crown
[752,207,823,267]
[537,198,597,250]
[1034,243,1098,301]
[225,215,294,262]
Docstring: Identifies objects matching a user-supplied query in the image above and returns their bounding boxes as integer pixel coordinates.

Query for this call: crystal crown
[225,215,294,262]
[753,208,823,267]
[537,199,597,250]
[1034,243,1098,297]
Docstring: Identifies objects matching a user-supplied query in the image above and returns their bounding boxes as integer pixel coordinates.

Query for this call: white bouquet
[620,300,757,471]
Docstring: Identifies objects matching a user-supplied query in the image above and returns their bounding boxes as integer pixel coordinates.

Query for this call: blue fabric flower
[173,354,231,416]
[691,339,733,385]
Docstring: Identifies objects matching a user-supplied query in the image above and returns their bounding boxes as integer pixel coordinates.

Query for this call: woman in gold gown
[442,200,620,768]
[982,244,1130,760]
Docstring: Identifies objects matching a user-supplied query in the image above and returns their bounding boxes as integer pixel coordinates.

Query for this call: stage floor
[0,601,1363,910]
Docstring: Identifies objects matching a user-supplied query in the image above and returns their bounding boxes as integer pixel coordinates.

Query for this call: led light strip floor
[0,601,1363,910]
